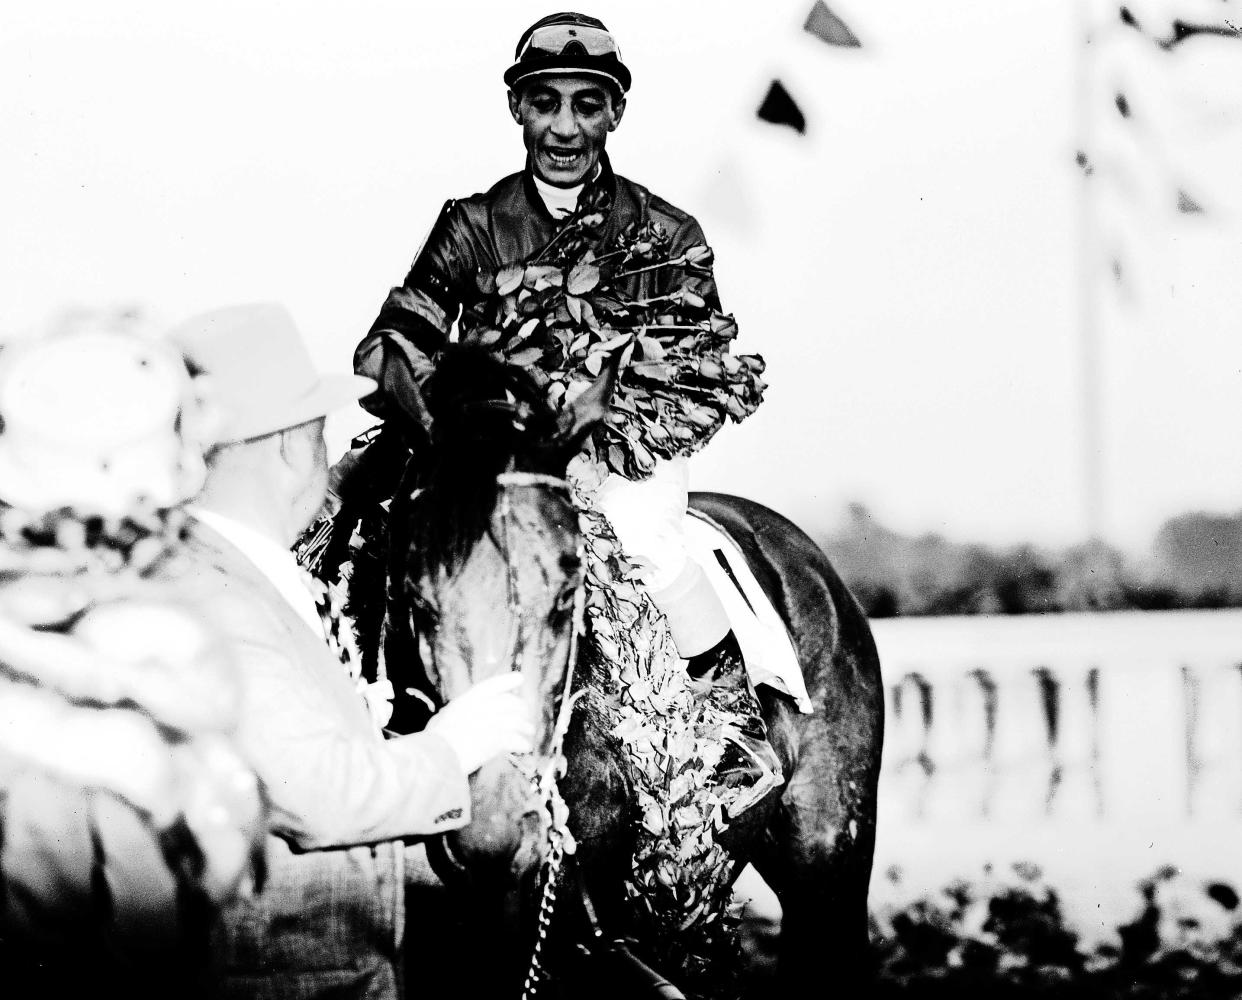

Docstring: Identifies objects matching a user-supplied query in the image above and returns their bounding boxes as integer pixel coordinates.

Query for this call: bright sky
[4,0,1239,552]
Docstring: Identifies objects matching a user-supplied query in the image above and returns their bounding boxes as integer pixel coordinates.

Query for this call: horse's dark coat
[356,348,883,997]
[689,493,885,992]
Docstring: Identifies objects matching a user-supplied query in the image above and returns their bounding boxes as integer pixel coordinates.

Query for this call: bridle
[418,468,588,1000]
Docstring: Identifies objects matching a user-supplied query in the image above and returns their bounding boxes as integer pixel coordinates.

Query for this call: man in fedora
[352,12,782,817]
[163,302,535,998]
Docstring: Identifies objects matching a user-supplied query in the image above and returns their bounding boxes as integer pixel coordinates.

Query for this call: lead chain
[520,813,566,1000]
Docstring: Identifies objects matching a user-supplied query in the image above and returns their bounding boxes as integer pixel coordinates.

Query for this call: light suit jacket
[160,518,471,999]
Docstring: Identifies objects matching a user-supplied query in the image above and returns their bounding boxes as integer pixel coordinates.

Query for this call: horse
[331,345,884,998]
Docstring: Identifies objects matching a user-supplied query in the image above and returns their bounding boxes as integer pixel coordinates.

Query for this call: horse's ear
[549,352,620,458]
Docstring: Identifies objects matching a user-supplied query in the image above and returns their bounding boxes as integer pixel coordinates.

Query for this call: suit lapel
[184,517,324,645]
[183,516,377,736]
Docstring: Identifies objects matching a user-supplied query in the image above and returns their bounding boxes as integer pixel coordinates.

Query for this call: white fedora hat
[165,303,376,443]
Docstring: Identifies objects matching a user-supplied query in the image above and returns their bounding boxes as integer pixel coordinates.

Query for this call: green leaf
[566,295,584,324]
[567,263,600,296]
[584,352,604,376]
[638,336,665,362]
[632,362,671,382]
[524,264,562,290]
[462,327,504,348]
[496,264,524,296]
[508,346,545,367]
[510,316,541,347]
[580,298,601,331]
[598,330,633,353]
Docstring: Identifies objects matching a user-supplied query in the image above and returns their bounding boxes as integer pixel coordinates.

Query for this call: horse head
[400,346,614,889]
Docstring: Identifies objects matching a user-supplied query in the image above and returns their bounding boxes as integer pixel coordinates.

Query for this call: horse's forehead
[501,488,579,546]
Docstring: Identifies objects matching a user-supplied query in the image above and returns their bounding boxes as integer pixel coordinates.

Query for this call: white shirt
[189,507,323,635]
[533,173,583,219]
[532,164,602,219]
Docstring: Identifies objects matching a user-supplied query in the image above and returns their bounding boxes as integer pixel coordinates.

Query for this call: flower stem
[613,257,687,281]
[534,224,577,263]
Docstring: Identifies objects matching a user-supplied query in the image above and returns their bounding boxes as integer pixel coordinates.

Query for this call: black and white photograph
[2,1,1241,997]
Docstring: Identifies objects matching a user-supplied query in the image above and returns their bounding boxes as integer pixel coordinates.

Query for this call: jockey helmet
[504,13,631,96]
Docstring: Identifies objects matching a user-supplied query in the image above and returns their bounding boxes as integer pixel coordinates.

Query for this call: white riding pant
[594,456,730,657]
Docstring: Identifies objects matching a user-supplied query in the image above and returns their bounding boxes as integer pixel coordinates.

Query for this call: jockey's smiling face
[508,76,626,188]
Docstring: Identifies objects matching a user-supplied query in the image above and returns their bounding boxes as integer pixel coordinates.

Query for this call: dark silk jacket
[353,155,720,426]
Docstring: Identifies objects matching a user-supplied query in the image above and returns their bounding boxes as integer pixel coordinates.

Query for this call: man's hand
[425,672,536,774]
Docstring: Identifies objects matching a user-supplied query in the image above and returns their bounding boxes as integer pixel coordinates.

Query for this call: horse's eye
[559,552,582,576]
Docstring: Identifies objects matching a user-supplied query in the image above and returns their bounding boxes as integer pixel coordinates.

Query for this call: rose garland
[569,456,746,996]
[461,189,767,481]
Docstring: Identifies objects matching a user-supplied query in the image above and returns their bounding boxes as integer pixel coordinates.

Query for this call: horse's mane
[404,345,558,581]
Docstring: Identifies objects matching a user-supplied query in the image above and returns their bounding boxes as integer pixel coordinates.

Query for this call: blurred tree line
[822,504,1242,618]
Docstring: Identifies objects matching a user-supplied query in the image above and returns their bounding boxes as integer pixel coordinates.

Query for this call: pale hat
[0,329,215,516]
[165,303,376,444]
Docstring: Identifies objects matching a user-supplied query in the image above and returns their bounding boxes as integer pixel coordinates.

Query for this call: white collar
[190,507,324,636]
[532,163,602,219]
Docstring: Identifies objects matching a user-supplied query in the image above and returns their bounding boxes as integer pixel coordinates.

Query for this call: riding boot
[686,631,784,819]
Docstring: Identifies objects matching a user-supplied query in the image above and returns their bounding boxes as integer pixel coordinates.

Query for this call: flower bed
[870,864,1242,998]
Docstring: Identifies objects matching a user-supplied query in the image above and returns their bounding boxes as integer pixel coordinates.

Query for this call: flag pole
[1075,0,1106,547]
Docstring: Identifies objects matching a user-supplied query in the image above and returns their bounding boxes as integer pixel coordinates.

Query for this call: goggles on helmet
[505,16,631,94]
[517,23,622,61]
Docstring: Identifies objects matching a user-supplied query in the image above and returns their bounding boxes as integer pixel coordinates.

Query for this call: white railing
[868,609,1242,929]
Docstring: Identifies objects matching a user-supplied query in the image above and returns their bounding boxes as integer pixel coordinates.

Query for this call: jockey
[354,12,781,816]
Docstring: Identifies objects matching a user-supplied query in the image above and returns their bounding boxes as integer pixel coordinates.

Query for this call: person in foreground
[0,317,263,999]
[163,302,536,998]
[353,11,781,817]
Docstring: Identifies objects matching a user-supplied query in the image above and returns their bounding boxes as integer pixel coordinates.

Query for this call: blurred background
[5,0,1242,988]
